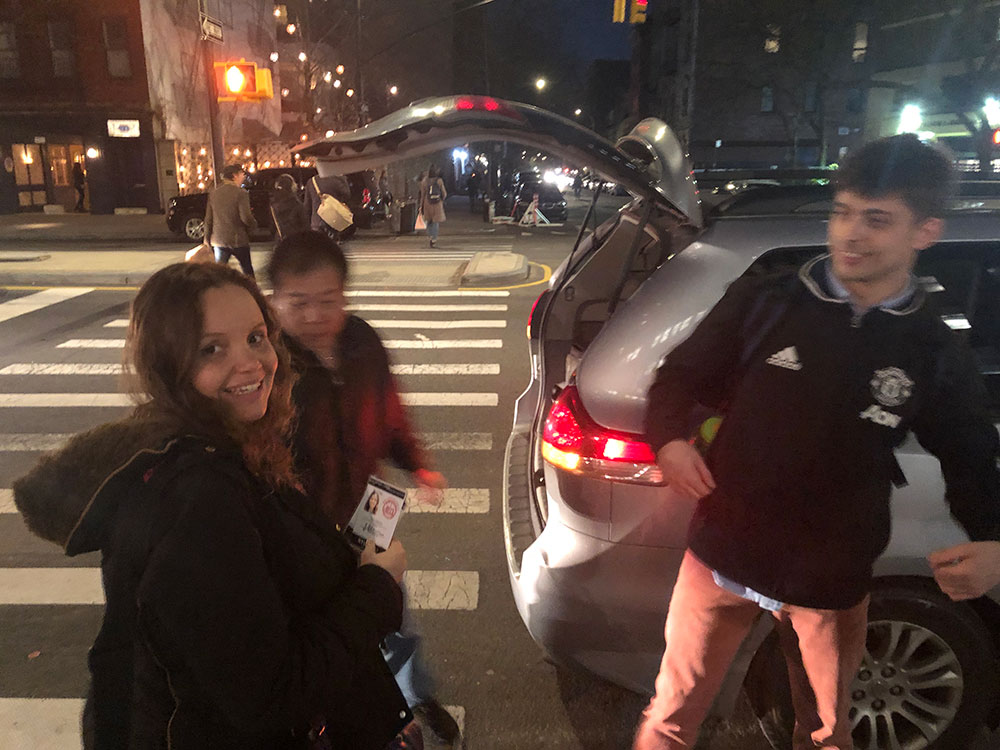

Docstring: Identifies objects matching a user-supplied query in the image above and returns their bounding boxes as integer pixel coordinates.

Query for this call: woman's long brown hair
[124,262,298,488]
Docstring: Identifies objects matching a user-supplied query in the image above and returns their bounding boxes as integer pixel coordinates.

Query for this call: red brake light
[362,188,371,206]
[542,386,661,483]
[456,98,475,110]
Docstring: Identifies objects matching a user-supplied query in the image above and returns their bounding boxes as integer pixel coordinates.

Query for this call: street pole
[199,0,225,186]
[356,0,365,126]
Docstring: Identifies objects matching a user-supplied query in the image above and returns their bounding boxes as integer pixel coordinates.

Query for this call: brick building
[0,0,280,215]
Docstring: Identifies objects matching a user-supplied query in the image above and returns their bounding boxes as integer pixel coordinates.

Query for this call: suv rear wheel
[747,582,998,750]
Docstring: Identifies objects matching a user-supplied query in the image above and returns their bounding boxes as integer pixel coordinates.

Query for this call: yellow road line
[461,262,552,292]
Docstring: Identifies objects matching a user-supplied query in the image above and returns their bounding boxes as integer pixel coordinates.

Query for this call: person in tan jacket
[205,164,256,277]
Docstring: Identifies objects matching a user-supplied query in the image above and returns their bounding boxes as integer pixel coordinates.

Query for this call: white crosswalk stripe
[0,393,498,408]
[406,488,490,514]
[0,486,490,516]
[350,303,507,312]
[0,698,84,748]
[0,568,479,609]
[345,290,509,297]
[0,363,501,377]
[384,339,502,349]
[0,698,465,747]
[60,335,504,350]
[103,318,507,330]
[0,434,73,451]
[0,287,94,324]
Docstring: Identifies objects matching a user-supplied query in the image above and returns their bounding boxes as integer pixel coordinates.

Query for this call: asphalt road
[3,194,994,750]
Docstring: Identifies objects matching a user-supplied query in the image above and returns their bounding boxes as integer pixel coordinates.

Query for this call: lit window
[764,24,780,54]
[761,86,775,113]
[852,22,868,63]
[0,23,20,78]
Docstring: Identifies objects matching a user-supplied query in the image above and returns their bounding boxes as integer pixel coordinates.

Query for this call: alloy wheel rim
[849,619,963,750]
[186,217,205,240]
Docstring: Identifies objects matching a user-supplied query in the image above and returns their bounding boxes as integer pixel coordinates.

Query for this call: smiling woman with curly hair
[14,262,411,750]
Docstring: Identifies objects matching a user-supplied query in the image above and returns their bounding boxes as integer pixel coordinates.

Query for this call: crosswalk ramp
[0,285,515,748]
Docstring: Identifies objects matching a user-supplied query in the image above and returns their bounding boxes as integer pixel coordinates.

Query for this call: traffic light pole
[204,41,226,187]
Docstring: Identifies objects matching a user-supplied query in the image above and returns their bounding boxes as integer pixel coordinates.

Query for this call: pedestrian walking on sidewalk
[205,164,256,278]
[72,162,87,212]
[419,165,447,247]
[268,230,464,750]
[634,134,1000,750]
[13,261,412,750]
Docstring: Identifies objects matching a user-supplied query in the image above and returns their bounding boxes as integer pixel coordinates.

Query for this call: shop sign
[108,120,141,138]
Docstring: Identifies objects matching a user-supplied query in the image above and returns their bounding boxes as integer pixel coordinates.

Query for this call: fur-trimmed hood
[13,418,179,556]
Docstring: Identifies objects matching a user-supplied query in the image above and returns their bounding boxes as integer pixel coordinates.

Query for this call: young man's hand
[928,541,1000,600]
[413,468,447,506]
[656,439,716,500]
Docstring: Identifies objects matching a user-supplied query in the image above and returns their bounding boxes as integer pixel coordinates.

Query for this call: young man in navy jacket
[634,135,1000,750]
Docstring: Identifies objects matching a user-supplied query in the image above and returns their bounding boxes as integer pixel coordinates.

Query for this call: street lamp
[336,64,345,75]
[389,84,398,96]
[985,97,1000,128]
[535,77,547,91]
[897,103,922,134]
[574,108,582,116]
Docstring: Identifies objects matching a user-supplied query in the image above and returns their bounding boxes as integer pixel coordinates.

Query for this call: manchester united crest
[870,367,914,407]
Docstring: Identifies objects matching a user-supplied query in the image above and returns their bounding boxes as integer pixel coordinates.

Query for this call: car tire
[181,213,206,243]
[745,581,998,750]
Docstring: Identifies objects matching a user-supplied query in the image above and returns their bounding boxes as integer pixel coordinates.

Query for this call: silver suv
[296,97,1000,750]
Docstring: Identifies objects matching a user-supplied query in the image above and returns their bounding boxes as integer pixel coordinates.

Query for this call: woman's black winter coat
[12,419,411,749]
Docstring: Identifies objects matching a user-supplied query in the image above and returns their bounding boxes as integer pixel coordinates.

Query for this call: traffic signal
[214,60,258,101]
[630,0,647,23]
[612,0,626,23]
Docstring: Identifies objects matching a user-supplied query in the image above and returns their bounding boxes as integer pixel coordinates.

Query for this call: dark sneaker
[386,720,424,750]
[413,700,462,747]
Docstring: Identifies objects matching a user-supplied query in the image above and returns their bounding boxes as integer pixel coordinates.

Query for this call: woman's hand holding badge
[361,539,407,584]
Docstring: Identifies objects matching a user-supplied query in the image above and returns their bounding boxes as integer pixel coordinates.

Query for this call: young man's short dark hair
[266,229,348,287]
[221,164,245,181]
[832,134,956,219]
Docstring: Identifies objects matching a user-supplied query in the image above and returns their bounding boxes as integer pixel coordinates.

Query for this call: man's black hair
[221,164,245,181]
[832,134,955,219]
[266,230,348,288]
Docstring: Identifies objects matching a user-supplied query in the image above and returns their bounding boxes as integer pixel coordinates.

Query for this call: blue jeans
[426,221,440,241]
[213,245,254,277]
[381,585,436,707]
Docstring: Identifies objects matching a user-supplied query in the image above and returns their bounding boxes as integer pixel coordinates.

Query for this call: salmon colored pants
[634,551,869,750]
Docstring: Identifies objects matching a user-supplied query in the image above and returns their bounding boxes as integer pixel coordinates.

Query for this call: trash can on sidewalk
[398,201,417,234]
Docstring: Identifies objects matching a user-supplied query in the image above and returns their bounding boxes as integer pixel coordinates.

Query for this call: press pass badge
[346,476,407,552]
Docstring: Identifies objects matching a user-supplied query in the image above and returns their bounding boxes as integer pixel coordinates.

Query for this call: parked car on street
[166,166,387,242]
[512,183,568,222]
[294,95,1000,750]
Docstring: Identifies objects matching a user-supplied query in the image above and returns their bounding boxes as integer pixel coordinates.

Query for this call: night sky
[488,0,631,62]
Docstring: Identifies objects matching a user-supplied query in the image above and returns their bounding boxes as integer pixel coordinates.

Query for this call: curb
[460,252,529,286]
[0,271,157,287]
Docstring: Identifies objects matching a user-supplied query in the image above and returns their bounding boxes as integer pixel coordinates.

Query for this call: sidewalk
[0,198,530,287]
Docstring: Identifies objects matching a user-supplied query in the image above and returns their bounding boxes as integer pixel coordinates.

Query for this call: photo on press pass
[3,0,1000,749]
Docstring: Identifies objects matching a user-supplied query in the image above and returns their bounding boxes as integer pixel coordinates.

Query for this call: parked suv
[166,166,387,242]
[295,96,1000,750]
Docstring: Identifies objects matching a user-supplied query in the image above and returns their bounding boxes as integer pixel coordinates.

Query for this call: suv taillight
[362,188,371,206]
[541,385,663,485]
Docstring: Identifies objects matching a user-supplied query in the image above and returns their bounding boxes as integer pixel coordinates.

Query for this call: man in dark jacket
[267,230,462,749]
[634,135,1000,750]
